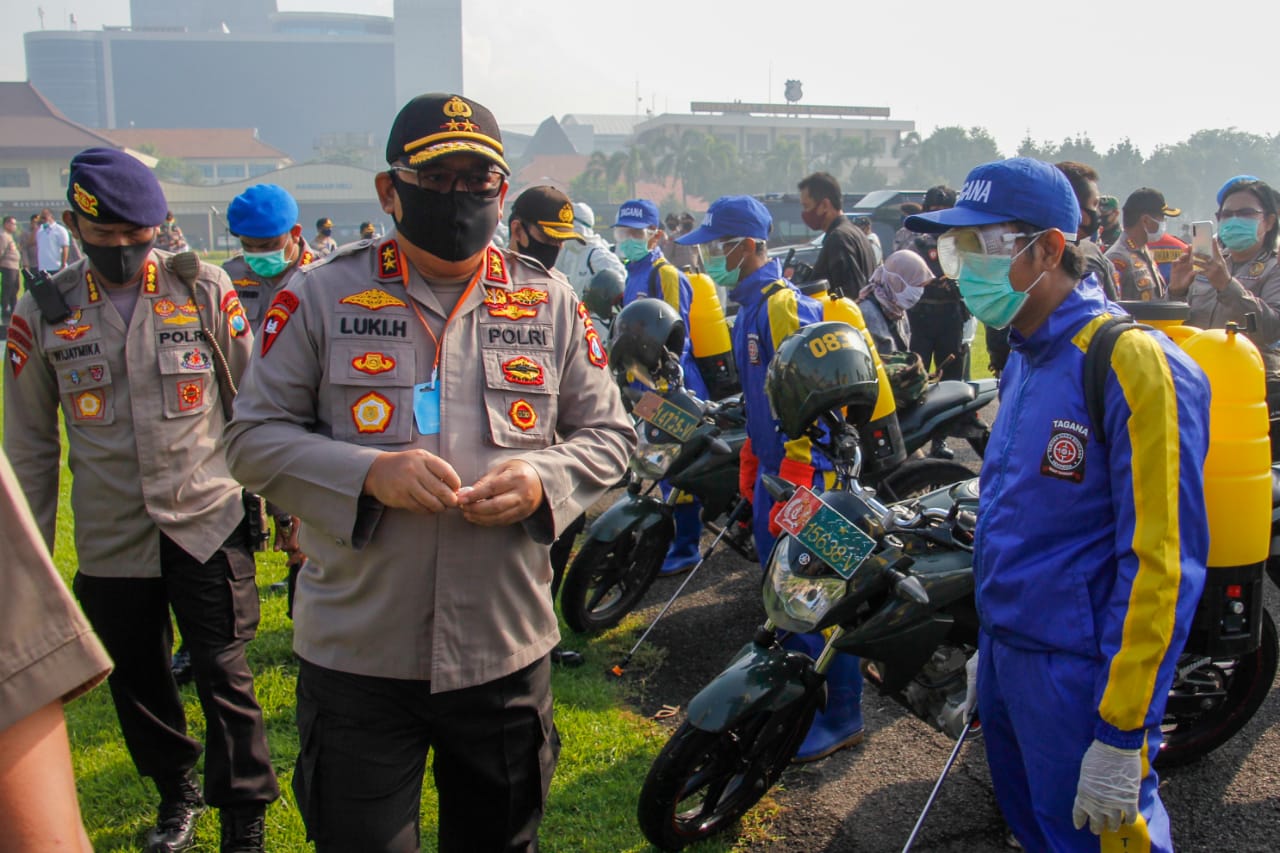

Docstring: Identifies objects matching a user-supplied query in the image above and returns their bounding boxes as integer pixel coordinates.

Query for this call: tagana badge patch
[352,391,394,433]
[1041,418,1089,483]
[501,355,544,386]
[747,333,761,365]
[341,288,408,311]
[509,399,538,431]
[352,352,397,375]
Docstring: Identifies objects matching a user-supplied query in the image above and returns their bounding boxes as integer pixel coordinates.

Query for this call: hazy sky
[2,0,1275,159]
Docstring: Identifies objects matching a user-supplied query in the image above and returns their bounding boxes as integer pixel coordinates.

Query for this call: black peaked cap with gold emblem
[512,186,586,243]
[66,147,169,226]
[386,93,510,174]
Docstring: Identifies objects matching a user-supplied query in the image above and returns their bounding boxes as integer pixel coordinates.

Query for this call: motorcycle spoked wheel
[1156,608,1278,769]
[560,527,670,635]
[637,698,819,851]
[875,459,977,503]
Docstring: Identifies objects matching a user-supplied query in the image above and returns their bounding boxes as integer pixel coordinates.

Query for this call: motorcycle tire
[637,699,818,851]
[1156,608,1278,769]
[560,528,670,635]
[875,459,977,503]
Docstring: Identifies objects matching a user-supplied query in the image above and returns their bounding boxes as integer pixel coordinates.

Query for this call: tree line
[571,125,1280,223]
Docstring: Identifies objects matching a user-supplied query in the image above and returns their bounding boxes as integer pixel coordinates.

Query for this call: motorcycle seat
[896,381,976,436]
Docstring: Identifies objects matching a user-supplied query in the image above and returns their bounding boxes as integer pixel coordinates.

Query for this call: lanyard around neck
[402,258,483,384]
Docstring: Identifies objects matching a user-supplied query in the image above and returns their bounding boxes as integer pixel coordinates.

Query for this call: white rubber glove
[1072,739,1142,835]
[962,651,979,722]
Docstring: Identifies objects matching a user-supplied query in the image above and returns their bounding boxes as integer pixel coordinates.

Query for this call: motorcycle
[636,419,1278,850]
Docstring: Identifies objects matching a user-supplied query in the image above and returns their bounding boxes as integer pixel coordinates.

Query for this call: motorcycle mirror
[894,574,930,606]
[762,474,797,504]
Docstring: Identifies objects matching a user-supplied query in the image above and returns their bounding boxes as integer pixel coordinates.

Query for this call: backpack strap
[1083,315,1149,446]
[647,256,670,299]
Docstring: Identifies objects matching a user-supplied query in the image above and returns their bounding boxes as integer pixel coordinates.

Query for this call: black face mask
[1079,207,1099,238]
[81,237,156,285]
[319,227,333,237]
[518,229,562,271]
[391,174,500,262]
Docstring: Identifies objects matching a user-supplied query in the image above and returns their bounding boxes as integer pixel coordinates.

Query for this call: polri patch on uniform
[222,293,249,337]
[1041,418,1089,484]
[585,326,607,368]
[143,260,159,294]
[509,399,538,431]
[502,355,544,386]
[176,378,205,412]
[352,391,394,433]
[73,389,104,420]
[485,247,508,284]
[747,333,761,365]
[341,288,408,311]
[260,291,300,356]
[7,340,28,377]
[352,352,396,375]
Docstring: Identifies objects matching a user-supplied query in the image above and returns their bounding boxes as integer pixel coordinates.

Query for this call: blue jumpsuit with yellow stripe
[622,248,708,399]
[975,282,1210,851]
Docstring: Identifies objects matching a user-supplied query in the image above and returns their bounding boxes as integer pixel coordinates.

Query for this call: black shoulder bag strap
[647,256,670,300]
[1083,316,1148,446]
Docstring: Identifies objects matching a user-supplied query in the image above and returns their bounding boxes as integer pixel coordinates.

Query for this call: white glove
[962,651,979,722]
[1072,739,1142,835]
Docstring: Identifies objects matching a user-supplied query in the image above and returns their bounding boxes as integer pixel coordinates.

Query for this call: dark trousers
[74,523,278,807]
[293,656,559,853]
[0,266,17,319]
[908,301,966,381]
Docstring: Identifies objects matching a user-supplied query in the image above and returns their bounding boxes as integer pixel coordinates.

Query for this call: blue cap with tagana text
[66,147,169,227]
[612,199,661,229]
[675,195,772,244]
[227,184,300,238]
[905,158,1080,236]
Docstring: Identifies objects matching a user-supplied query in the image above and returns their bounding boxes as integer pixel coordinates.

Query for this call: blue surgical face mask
[617,238,650,264]
[955,234,1044,330]
[1218,218,1261,251]
[244,247,291,278]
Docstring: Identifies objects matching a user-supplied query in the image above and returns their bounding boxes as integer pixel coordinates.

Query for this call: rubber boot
[784,632,865,763]
[660,503,703,576]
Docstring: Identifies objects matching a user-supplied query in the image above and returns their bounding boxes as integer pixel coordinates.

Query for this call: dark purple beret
[66,147,168,227]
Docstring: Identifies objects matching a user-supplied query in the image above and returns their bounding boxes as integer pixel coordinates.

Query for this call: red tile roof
[0,82,123,159]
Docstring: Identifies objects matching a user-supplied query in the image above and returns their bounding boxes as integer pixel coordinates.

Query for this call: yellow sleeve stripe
[1097,330,1183,732]
[659,264,681,312]
[1069,312,1118,354]
[766,288,800,350]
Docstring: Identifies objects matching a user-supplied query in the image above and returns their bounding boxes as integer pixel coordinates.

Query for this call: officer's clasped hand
[1071,739,1142,835]
[457,459,544,527]
[363,449,463,513]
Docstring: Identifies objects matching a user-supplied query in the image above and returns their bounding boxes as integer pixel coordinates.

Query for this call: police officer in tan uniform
[312,216,338,257]
[3,148,278,853]
[224,94,634,852]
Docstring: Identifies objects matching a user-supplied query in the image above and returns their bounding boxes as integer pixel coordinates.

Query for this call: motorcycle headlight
[761,536,851,633]
[630,438,682,479]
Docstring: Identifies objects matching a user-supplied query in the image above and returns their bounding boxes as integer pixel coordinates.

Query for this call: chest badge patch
[352,352,396,375]
[1041,419,1089,483]
[221,292,249,337]
[181,350,211,371]
[73,389,104,420]
[260,291,300,357]
[341,288,407,311]
[54,310,91,341]
[509,399,538,431]
[485,288,539,320]
[176,378,205,412]
[502,355,544,386]
[352,391,394,433]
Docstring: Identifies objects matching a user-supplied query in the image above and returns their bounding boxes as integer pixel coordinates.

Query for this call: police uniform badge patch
[352,391,394,433]
[73,389,105,420]
[72,182,99,217]
[7,340,28,377]
[502,355,544,386]
[176,378,205,412]
[576,302,607,368]
[485,289,538,320]
[485,247,508,284]
[260,291,299,357]
[143,260,159,295]
[181,350,211,371]
[341,289,408,311]
[9,315,32,341]
[1248,261,1266,278]
[85,272,101,304]
[747,333,761,365]
[221,292,249,337]
[154,298,177,317]
[509,399,538,431]
[7,321,33,352]
[352,352,396,375]
[54,310,91,341]
[1041,419,1089,483]
[377,240,405,280]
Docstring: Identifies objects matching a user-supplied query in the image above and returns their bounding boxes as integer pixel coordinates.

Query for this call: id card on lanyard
[404,255,482,437]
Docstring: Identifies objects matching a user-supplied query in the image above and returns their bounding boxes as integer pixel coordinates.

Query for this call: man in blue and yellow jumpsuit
[614,198,709,574]
[677,195,867,761]
[907,157,1210,851]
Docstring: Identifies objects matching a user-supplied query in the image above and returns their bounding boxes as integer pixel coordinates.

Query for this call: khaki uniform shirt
[3,250,255,576]
[225,239,635,690]
[0,452,111,732]
[222,238,319,333]
[1187,249,1280,381]
[313,235,338,258]
[1104,236,1167,301]
[0,230,19,270]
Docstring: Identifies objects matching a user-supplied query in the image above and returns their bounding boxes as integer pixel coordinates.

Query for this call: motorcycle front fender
[686,642,821,733]
[583,490,672,545]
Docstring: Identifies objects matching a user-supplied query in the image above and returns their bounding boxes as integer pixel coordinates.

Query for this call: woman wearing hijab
[857,249,931,355]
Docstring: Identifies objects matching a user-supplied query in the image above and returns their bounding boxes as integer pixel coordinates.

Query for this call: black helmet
[766,321,879,439]
[584,267,626,322]
[608,298,686,389]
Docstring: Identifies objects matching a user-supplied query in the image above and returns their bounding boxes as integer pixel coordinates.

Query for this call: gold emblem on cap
[442,97,473,119]
[73,183,99,216]
[558,203,574,224]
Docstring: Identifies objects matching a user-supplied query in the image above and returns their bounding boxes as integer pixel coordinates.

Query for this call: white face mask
[1145,218,1166,243]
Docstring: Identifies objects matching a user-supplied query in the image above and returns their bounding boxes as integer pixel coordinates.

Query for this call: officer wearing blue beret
[3,147,279,852]
[223,184,320,332]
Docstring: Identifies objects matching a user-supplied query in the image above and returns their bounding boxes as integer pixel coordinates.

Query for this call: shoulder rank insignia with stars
[377,239,406,281]
[142,260,159,294]
[485,247,508,284]
[85,272,101,303]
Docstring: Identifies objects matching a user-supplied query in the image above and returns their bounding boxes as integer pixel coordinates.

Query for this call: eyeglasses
[696,239,744,268]
[936,226,1036,278]
[390,165,506,198]
[1217,207,1265,221]
[613,226,655,242]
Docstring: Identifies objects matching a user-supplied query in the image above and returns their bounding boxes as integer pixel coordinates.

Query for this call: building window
[198,165,215,179]
[216,163,247,180]
[248,163,276,178]
[0,168,31,188]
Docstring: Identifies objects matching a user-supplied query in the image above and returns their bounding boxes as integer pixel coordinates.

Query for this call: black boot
[146,770,204,853]
[220,804,266,853]
[550,645,584,667]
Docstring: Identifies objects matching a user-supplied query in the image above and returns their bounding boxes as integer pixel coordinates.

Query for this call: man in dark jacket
[798,171,876,298]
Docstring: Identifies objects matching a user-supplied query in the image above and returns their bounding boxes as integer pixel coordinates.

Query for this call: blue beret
[227,184,299,238]
[66,147,168,226]
[1218,175,1258,207]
